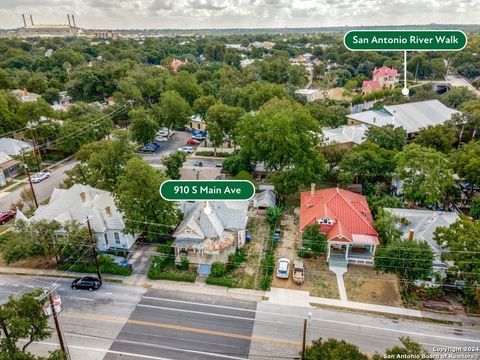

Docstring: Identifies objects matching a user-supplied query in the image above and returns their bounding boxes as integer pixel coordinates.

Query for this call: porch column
[345,244,349,260]
[372,245,376,256]
[327,243,331,261]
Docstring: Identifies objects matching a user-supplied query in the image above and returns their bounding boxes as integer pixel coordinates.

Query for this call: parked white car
[178,146,194,154]
[156,135,168,142]
[276,258,291,279]
[31,171,50,183]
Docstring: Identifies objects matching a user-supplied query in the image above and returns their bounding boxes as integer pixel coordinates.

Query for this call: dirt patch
[271,213,339,299]
[344,265,402,307]
[0,255,53,269]
[231,213,268,289]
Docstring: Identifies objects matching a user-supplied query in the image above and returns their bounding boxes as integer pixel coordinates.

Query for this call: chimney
[408,229,414,241]
[67,14,71,27]
[105,206,111,216]
[80,192,86,203]
[22,14,27,27]
[71,14,76,28]
[30,14,34,26]
[310,183,315,197]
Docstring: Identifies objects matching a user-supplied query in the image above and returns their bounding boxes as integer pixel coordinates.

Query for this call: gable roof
[347,100,460,134]
[23,184,125,233]
[0,138,34,156]
[300,188,378,244]
[362,80,381,90]
[174,201,248,241]
[373,66,398,76]
[322,124,368,146]
[253,190,276,208]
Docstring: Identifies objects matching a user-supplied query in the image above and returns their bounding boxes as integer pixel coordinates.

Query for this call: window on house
[318,217,333,225]
[114,233,120,244]
[104,233,109,245]
[185,229,192,234]
[197,124,201,130]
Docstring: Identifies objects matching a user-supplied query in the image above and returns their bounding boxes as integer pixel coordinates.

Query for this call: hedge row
[195,151,230,157]
[149,272,196,282]
[58,262,132,276]
[206,277,236,288]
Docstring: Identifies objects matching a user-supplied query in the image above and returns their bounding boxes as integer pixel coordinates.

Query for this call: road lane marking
[62,311,300,347]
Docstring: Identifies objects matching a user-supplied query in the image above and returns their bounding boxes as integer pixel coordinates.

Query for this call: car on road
[193,161,203,167]
[30,171,50,183]
[186,138,201,145]
[191,135,206,141]
[0,209,16,225]
[215,163,223,168]
[276,258,290,279]
[178,146,194,154]
[71,276,102,291]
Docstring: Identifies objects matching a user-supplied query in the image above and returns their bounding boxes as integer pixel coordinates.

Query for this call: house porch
[327,243,376,266]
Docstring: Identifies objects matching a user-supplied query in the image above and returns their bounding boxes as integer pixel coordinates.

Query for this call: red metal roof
[372,66,398,76]
[299,188,378,244]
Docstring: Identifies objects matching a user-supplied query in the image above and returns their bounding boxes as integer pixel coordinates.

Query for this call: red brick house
[361,80,381,95]
[372,66,399,90]
[299,188,379,266]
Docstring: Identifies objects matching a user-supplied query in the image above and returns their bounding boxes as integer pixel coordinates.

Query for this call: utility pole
[301,312,312,360]
[38,284,70,360]
[86,217,102,280]
[24,165,38,209]
[48,293,70,359]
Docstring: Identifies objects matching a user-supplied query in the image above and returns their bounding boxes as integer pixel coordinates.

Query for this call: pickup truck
[292,259,305,285]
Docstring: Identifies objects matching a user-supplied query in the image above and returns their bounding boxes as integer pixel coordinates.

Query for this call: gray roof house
[0,138,34,156]
[16,184,138,251]
[173,201,249,264]
[347,100,460,136]
[384,208,460,285]
[322,124,369,148]
[253,189,276,209]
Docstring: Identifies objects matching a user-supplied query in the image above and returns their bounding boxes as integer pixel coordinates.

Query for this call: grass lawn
[344,266,403,307]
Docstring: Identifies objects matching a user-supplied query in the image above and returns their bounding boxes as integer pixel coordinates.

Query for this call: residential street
[0,275,478,360]
[446,74,480,97]
[0,160,77,213]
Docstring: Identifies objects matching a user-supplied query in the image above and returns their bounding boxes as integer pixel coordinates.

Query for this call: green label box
[344,30,467,51]
[160,180,255,201]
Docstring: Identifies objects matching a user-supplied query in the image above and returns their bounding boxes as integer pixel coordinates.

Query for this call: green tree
[301,224,328,256]
[0,290,66,359]
[166,71,202,105]
[339,142,397,187]
[395,144,454,205]
[450,141,480,196]
[114,158,180,241]
[41,87,60,104]
[304,338,368,360]
[17,98,54,127]
[162,151,186,180]
[365,124,407,150]
[434,216,480,305]
[431,58,447,78]
[372,338,430,359]
[153,90,191,135]
[374,209,403,244]
[192,95,217,119]
[470,194,480,219]
[233,170,252,181]
[204,43,226,62]
[206,121,224,156]
[374,240,434,284]
[130,108,158,145]
[305,102,348,128]
[413,124,457,153]
[236,98,326,194]
[441,87,477,108]
[65,130,136,191]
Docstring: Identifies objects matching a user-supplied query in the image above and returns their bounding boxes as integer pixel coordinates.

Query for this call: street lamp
[301,312,312,360]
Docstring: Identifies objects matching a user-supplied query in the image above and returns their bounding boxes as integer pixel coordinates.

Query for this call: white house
[295,88,322,102]
[17,184,138,251]
[173,201,249,264]
[384,208,460,286]
[0,138,34,156]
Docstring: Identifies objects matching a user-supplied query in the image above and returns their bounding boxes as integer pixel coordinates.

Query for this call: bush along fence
[259,206,283,290]
[205,250,247,288]
[147,255,196,282]
[58,254,132,276]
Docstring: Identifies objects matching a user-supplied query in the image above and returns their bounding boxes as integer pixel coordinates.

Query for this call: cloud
[0,0,479,29]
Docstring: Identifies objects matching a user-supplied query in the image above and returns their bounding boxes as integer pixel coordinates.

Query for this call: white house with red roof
[372,66,399,90]
[299,187,379,266]
[361,80,381,95]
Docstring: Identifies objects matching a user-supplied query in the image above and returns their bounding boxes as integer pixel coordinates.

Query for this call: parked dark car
[0,209,16,225]
[71,276,102,291]
[142,145,157,152]
[146,142,160,149]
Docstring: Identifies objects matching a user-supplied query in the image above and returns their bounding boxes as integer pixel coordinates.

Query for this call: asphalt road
[1,275,479,360]
[140,131,194,165]
[0,160,76,213]
[446,74,480,97]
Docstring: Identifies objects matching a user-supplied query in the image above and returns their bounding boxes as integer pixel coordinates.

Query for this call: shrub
[226,250,246,271]
[149,272,196,282]
[260,276,272,290]
[206,277,236,288]
[195,151,230,157]
[234,171,253,181]
[58,262,132,276]
[177,257,189,270]
[157,241,174,254]
[210,262,227,277]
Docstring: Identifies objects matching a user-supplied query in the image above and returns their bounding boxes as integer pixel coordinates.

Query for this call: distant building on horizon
[18,14,82,37]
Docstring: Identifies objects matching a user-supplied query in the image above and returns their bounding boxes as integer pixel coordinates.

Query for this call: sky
[0,0,479,29]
